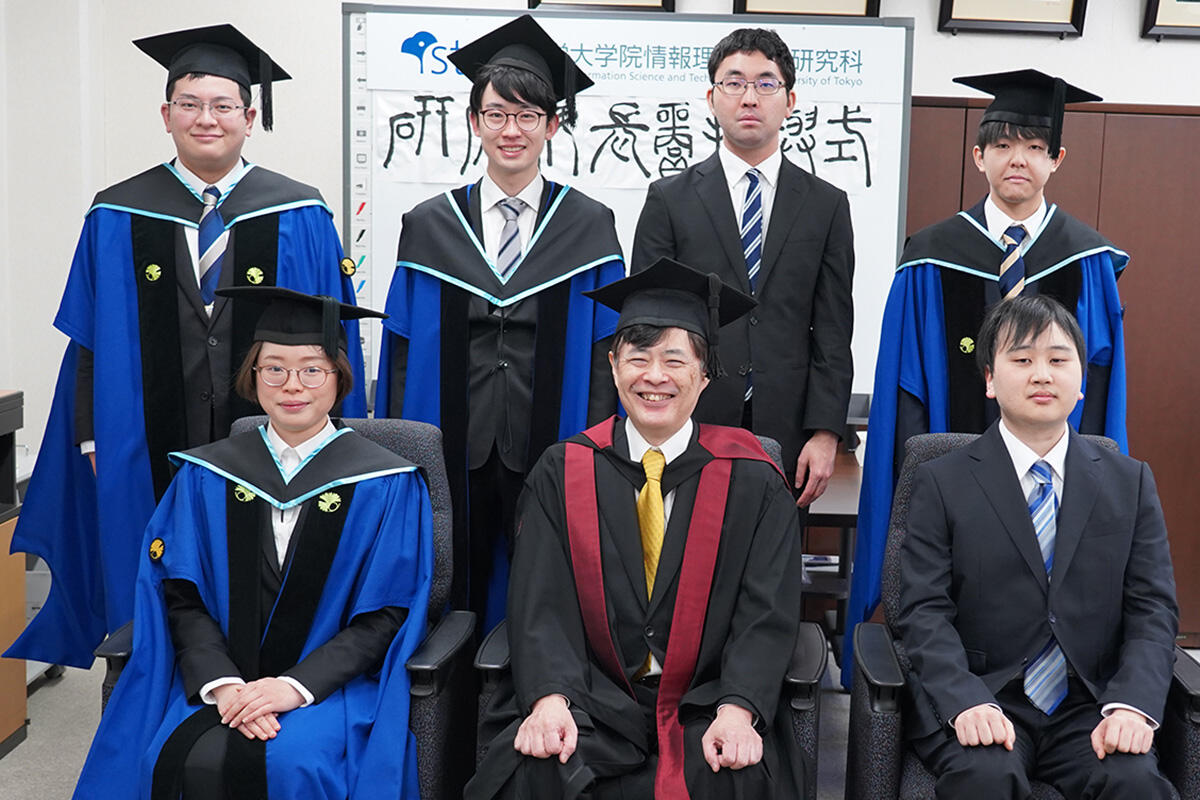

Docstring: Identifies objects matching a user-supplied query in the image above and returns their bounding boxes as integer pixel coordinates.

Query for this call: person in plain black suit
[631,27,854,505]
[897,295,1178,799]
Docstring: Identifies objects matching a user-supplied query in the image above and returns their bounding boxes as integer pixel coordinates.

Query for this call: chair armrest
[783,621,828,712]
[854,622,904,714]
[1172,645,1200,721]
[474,620,510,675]
[94,620,134,661]
[406,610,475,698]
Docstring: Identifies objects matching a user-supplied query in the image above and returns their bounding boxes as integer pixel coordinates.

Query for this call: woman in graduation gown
[73,287,434,799]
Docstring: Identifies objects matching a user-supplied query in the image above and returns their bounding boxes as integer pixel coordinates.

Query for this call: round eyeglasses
[254,365,337,388]
[168,99,247,118]
[478,109,548,132]
[713,77,785,96]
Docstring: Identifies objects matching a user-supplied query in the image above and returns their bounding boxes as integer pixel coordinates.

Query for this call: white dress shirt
[718,144,783,242]
[983,194,1047,246]
[479,172,543,267]
[198,419,339,709]
[995,420,1157,727]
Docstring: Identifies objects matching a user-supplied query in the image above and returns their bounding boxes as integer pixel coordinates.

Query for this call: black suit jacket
[631,152,855,479]
[896,424,1178,737]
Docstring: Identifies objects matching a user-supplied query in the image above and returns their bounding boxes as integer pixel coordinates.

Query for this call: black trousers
[468,445,526,632]
[911,676,1175,800]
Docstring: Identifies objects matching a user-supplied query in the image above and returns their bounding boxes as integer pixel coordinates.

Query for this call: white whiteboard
[343,5,913,394]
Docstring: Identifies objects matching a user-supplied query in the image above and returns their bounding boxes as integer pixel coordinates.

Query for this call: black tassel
[562,60,577,130]
[320,295,339,359]
[260,52,274,132]
[1049,78,1066,159]
[706,273,725,379]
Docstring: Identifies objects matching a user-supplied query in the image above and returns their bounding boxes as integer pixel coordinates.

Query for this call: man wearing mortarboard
[467,258,807,799]
[846,70,1131,682]
[73,287,433,799]
[5,25,363,670]
[376,15,624,633]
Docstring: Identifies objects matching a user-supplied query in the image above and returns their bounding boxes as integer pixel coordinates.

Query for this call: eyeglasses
[168,99,247,118]
[478,109,548,132]
[713,77,785,96]
[254,365,337,388]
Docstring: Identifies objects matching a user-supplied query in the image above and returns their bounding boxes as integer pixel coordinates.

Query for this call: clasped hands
[211,678,305,741]
[513,695,763,771]
[953,703,1154,759]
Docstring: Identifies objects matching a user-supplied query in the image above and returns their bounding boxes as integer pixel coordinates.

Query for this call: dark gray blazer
[631,152,854,480]
[896,423,1179,737]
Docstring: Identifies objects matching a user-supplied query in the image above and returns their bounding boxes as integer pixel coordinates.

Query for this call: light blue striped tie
[740,169,762,403]
[198,185,227,305]
[496,198,524,278]
[1024,460,1068,714]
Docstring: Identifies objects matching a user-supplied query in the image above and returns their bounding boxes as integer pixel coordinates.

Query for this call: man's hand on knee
[514,694,577,764]
[1091,709,1154,759]
[953,704,1015,750]
[701,704,762,772]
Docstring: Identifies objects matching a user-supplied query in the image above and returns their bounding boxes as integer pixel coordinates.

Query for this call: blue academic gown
[73,426,433,799]
[842,202,1129,688]
[7,163,360,668]
[376,182,623,631]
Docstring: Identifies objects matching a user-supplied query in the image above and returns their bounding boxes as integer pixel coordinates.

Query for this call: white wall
[4,0,1196,455]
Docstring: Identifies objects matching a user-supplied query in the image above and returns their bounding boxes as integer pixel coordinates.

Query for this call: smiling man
[632,27,855,513]
[848,70,1132,683]
[897,295,1177,799]
[377,15,624,632]
[467,258,807,800]
[6,25,359,669]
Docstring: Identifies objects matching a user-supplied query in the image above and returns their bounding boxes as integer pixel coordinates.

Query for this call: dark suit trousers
[911,676,1174,800]
[469,445,526,631]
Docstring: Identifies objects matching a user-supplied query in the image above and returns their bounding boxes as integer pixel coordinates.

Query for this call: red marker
[356,202,366,215]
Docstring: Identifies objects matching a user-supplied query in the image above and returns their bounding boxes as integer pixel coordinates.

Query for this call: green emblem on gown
[960,336,975,354]
[234,484,256,503]
[318,492,341,513]
[340,257,357,276]
[246,266,265,285]
[144,263,162,282]
[148,538,165,561]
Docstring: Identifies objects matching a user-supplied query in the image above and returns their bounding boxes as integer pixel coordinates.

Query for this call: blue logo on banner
[401,31,459,75]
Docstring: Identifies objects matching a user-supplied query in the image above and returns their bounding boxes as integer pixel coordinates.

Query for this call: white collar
[997,419,1069,484]
[625,417,693,467]
[718,143,782,190]
[173,158,246,199]
[265,418,338,467]
[480,172,544,213]
[984,194,1047,241]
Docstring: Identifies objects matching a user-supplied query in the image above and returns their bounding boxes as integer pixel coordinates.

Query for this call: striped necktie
[1024,460,1068,714]
[198,185,228,305]
[741,169,763,292]
[998,224,1027,300]
[496,198,524,278]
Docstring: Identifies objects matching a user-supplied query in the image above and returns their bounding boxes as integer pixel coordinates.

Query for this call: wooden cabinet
[0,389,25,757]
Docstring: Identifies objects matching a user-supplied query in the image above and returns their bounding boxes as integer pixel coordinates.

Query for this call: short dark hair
[707,28,795,91]
[233,340,355,405]
[976,295,1086,378]
[976,120,1058,158]
[468,64,558,120]
[166,72,253,110]
[612,324,712,377]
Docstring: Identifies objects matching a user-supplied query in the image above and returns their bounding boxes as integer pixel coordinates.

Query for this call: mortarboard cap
[448,15,593,128]
[216,286,386,360]
[134,24,291,131]
[584,257,756,378]
[953,69,1101,157]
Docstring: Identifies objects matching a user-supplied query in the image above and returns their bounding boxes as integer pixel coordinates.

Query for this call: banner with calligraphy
[345,6,913,392]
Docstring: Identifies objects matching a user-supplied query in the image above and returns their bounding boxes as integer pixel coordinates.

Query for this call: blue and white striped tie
[740,169,762,404]
[740,169,763,292]
[1024,460,1068,714]
[496,198,524,278]
[198,185,228,305]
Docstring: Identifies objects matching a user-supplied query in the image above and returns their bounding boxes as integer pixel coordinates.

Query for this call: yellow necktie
[637,449,666,600]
